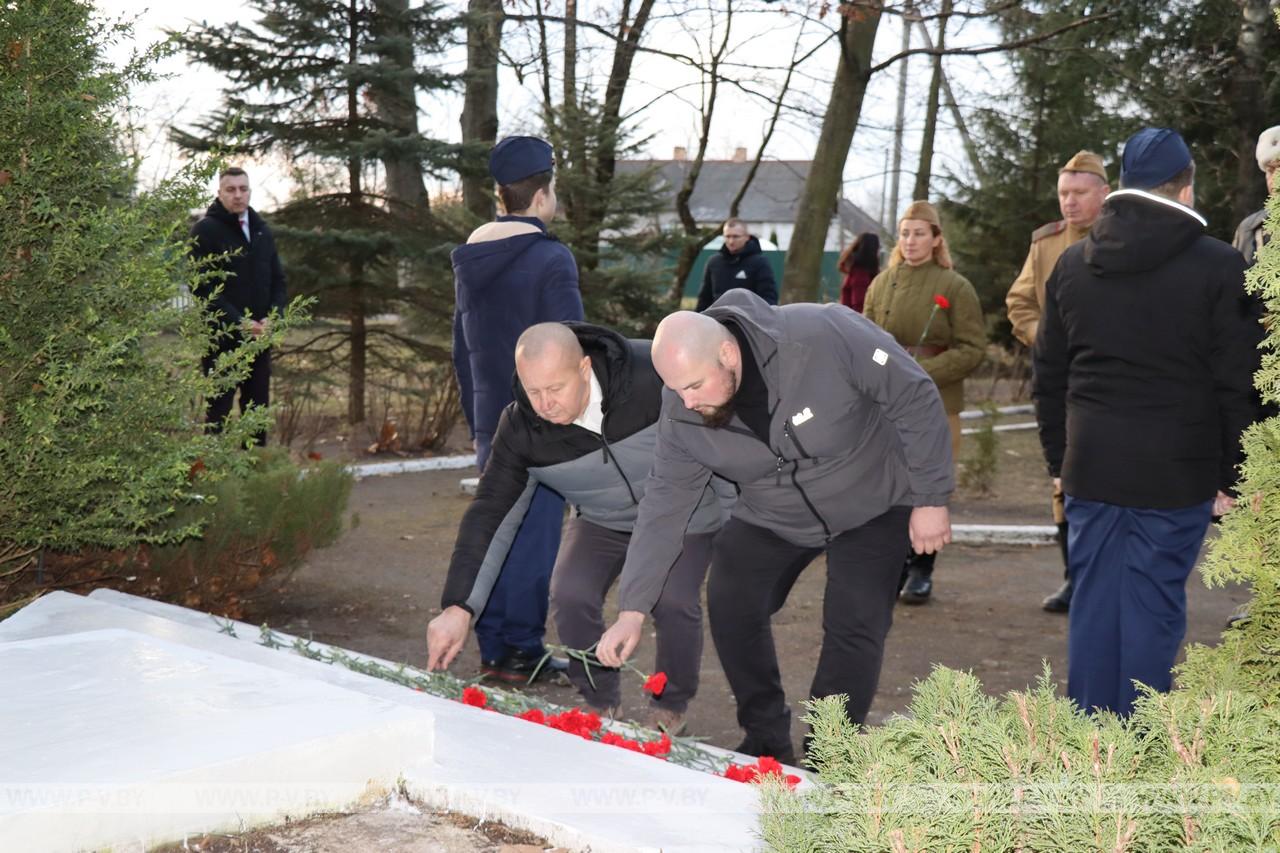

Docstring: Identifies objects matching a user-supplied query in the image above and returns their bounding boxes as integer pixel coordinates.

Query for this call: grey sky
[95,0,1005,223]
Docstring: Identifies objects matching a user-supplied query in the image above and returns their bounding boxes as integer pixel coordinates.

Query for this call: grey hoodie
[617,290,954,614]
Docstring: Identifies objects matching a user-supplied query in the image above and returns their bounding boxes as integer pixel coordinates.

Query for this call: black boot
[1043,522,1072,613]
[899,550,935,605]
[735,732,796,766]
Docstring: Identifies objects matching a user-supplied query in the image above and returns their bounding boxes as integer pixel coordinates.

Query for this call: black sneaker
[1042,579,1072,613]
[480,648,570,685]
[734,733,796,767]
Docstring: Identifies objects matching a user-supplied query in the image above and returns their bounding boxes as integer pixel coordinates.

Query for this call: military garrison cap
[1120,127,1192,189]
[1059,150,1107,182]
[489,136,555,185]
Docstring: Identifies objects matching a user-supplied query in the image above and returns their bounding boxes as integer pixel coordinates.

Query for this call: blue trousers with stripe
[472,480,564,662]
[1064,495,1212,717]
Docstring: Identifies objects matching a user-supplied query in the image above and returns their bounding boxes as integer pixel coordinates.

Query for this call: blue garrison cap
[489,136,555,185]
[1119,127,1192,189]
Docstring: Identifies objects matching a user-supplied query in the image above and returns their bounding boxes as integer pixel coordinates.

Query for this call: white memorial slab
[1,592,769,851]
[0,628,434,853]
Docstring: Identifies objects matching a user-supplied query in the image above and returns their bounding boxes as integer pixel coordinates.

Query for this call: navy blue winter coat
[451,217,584,468]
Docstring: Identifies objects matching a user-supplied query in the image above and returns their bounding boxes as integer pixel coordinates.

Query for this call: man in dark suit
[190,167,287,445]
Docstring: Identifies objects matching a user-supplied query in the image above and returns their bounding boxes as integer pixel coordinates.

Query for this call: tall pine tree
[941,0,1138,334]
[0,0,283,565]
[174,0,460,424]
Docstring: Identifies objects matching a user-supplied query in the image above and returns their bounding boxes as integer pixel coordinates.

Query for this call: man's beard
[698,369,739,428]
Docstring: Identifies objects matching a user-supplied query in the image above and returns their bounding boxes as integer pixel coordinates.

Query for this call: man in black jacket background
[190,167,287,445]
[695,218,778,311]
[1033,127,1265,717]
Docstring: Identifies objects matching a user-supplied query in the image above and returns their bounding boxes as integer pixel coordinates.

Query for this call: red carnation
[642,733,672,758]
[723,756,801,789]
[642,671,668,697]
[517,708,546,724]
[933,293,951,310]
[461,686,488,708]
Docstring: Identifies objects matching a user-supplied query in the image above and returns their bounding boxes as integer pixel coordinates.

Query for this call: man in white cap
[1233,125,1279,267]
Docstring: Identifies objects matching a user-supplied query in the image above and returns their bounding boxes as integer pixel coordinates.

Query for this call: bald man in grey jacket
[596,290,953,764]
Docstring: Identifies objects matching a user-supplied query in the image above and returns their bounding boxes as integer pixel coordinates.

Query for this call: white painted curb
[952,523,1058,545]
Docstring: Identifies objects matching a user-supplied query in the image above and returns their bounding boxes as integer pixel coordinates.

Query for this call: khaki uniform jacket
[1005,220,1090,347]
[863,260,986,414]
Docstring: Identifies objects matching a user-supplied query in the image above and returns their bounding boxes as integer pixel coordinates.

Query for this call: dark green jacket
[863,260,985,414]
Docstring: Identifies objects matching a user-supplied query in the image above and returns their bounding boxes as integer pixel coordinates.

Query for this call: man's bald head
[516,322,584,368]
[652,311,741,426]
[653,311,734,370]
[515,323,592,425]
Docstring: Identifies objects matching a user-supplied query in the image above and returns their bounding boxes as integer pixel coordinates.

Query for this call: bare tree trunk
[593,0,656,198]
[888,3,912,225]
[913,7,981,181]
[781,1,884,303]
[912,0,950,200]
[370,0,428,215]
[460,0,504,221]
[346,0,366,424]
[1229,0,1272,225]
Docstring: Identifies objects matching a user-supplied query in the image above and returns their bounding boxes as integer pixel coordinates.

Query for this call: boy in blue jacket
[448,136,584,681]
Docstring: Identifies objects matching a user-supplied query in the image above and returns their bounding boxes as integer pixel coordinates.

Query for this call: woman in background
[837,232,880,313]
[864,201,985,605]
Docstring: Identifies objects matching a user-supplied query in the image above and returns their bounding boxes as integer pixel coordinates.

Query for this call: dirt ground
[150,794,557,853]
[242,427,1251,759]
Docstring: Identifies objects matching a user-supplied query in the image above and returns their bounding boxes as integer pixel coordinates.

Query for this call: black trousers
[707,506,911,751]
[204,348,271,447]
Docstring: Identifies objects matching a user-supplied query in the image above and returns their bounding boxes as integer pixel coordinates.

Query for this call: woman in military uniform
[864,200,986,604]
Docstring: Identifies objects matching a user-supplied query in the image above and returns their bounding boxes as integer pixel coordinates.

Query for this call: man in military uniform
[1006,150,1109,613]
[1233,125,1278,267]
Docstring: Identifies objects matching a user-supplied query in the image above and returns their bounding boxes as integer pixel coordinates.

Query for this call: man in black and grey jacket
[596,291,954,764]
[426,322,727,732]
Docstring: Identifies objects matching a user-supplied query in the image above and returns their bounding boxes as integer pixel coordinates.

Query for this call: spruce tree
[941,0,1138,335]
[0,0,279,566]
[173,0,460,424]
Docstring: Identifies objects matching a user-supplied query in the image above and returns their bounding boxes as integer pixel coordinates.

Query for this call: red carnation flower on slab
[642,733,672,758]
[461,686,488,708]
[517,708,546,724]
[642,671,668,697]
[722,756,801,789]
[933,293,951,310]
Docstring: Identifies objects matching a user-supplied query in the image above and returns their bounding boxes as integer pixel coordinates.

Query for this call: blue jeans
[1064,495,1212,717]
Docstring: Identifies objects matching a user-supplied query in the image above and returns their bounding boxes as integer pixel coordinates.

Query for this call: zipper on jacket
[783,421,811,459]
[789,461,832,541]
[599,419,640,505]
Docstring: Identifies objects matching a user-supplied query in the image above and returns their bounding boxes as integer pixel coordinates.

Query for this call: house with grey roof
[616,148,885,252]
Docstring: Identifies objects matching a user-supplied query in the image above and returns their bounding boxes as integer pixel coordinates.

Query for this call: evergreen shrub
[760,33,1280,846]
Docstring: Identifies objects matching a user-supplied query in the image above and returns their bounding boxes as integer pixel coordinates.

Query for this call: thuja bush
[142,450,352,612]
[760,51,1280,853]
[0,1,302,576]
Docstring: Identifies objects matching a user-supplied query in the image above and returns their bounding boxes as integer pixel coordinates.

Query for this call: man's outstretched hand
[425,605,472,671]
[596,610,645,667]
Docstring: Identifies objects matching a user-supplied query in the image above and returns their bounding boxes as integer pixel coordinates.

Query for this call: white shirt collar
[571,369,605,434]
